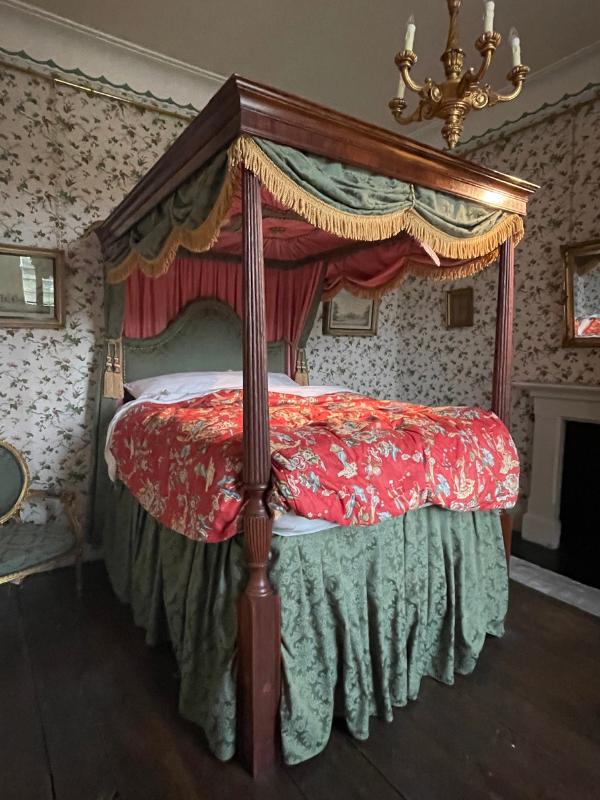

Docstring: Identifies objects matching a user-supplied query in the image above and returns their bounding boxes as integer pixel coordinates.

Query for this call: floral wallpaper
[308,294,399,397]
[2,52,599,530]
[312,97,600,521]
[0,61,188,521]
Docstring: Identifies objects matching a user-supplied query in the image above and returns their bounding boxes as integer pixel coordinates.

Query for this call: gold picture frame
[561,239,600,348]
[0,440,30,525]
[0,243,65,329]
[323,290,380,336]
[446,287,474,328]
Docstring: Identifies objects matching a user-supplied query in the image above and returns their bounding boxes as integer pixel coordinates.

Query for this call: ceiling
[22,0,600,128]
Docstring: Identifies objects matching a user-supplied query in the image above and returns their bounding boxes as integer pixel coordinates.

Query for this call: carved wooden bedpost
[492,237,516,565]
[238,166,281,776]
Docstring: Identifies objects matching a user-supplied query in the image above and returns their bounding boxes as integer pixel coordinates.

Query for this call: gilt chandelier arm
[389,0,529,149]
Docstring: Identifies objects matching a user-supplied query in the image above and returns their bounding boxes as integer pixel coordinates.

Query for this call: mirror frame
[561,238,600,348]
[0,440,30,525]
[0,243,65,329]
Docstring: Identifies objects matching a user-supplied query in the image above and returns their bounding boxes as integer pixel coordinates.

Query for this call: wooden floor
[2,564,599,800]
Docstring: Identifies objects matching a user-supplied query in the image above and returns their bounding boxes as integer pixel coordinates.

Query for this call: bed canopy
[97,77,534,386]
[94,75,536,775]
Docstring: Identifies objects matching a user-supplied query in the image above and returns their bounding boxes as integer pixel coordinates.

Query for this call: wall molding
[515,382,600,549]
[1,0,224,111]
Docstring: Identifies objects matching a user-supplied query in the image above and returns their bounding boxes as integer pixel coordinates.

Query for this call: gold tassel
[103,347,115,398]
[294,348,309,386]
[103,338,124,399]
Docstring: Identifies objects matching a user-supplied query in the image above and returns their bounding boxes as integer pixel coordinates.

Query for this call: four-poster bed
[92,76,536,776]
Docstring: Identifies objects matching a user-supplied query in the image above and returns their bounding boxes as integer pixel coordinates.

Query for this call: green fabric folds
[104,482,508,765]
[255,137,510,238]
[104,149,230,275]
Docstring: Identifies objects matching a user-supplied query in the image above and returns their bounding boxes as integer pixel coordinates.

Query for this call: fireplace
[515,382,600,549]
[559,420,600,589]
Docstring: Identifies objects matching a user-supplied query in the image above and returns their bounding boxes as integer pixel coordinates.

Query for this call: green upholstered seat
[0,442,28,523]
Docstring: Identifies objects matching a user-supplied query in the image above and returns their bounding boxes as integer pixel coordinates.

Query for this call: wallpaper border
[0,45,201,116]
[459,81,600,152]
[4,46,600,151]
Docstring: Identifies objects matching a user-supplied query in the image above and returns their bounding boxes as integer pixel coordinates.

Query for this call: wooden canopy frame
[96,75,536,776]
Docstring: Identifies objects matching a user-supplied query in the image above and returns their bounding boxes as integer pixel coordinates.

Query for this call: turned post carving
[492,238,516,564]
[492,238,515,429]
[238,166,280,776]
[242,167,273,597]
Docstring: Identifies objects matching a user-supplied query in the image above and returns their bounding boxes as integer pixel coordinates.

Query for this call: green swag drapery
[104,135,524,284]
[104,482,508,765]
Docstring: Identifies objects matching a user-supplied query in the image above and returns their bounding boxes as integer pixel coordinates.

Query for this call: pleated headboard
[123,298,287,382]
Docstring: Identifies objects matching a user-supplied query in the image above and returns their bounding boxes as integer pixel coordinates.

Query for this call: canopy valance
[105,135,525,294]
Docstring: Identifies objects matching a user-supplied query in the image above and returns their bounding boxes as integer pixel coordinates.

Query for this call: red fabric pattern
[110,391,520,543]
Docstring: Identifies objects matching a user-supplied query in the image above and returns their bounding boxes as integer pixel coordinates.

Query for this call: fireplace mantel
[515,381,600,548]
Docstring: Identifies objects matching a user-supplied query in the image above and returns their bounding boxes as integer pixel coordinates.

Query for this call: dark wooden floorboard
[285,728,406,800]
[0,584,53,800]
[2,564,599,800]
[16,564,304,800]
[349,581,600,800]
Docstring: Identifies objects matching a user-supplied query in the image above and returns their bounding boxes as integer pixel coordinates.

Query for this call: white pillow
[125,371,298,401]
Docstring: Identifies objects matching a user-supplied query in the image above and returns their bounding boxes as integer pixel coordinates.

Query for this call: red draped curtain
[124,256,324,375]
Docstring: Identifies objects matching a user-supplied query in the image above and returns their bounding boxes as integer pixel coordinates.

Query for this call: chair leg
[61,491,84,596]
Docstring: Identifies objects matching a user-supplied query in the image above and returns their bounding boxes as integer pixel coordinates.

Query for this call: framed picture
[322,290,379,336]
[561,238,600,348]
[446,287,474,328]
[0,243,65,329]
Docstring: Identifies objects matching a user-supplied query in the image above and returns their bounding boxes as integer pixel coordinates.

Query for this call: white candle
[396,75,406,100]
[483,1,495,34]
[510,27,521,66]
[404,14,416,52]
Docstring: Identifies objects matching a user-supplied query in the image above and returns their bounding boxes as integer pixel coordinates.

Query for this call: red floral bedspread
[109,391,519,542]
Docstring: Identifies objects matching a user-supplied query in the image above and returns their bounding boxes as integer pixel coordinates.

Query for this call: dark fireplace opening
[558,420,600,590]
[512,419,600,590]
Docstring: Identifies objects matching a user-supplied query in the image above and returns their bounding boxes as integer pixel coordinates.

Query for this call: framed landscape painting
[445,286,474,329]
[323,290,380,337]
[0,244,65,329]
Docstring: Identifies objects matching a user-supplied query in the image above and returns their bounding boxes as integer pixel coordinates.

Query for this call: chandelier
[389,0,529,149]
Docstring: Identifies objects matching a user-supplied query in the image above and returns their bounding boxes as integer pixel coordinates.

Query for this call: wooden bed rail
[238,167,281,776]
[492,238,516,565]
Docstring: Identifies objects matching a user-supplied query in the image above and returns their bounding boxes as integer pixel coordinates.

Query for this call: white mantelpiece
[515,381,600,548]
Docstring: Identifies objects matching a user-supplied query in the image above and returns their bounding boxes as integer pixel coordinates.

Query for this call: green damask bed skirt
[103,483,508,765]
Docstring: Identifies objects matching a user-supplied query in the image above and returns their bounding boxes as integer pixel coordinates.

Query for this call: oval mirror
[0,441,30,524]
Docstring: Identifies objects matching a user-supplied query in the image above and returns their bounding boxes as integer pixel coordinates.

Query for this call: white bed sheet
[272,513,338,536]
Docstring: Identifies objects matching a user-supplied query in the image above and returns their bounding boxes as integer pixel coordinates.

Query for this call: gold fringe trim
[106,133,523,283]
[322,250,500,301]
[105,166,240,284]
[230,136,525,260]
